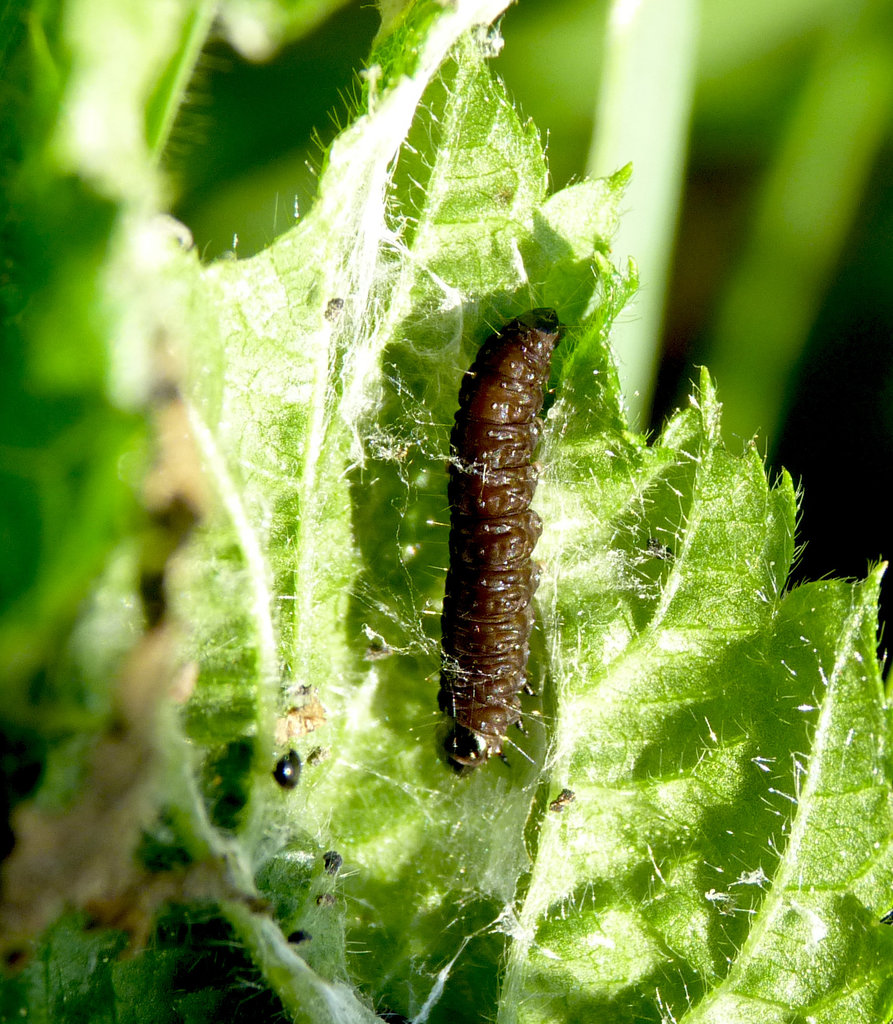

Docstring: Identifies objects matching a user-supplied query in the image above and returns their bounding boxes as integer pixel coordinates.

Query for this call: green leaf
[216,0,360,59]
[166,9,634,1017]
[2,2,891,1024]
[505,369,893,1022]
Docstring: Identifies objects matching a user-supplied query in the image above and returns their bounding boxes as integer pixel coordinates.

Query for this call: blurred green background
[168,0,893,658]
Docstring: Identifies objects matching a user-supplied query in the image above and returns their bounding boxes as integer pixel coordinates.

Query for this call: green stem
[587,0,699,430]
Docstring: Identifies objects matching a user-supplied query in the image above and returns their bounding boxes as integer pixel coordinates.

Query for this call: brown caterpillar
[439,308,562,771]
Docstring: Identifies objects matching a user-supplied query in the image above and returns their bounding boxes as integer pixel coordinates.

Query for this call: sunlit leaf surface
[1,2,891,1023]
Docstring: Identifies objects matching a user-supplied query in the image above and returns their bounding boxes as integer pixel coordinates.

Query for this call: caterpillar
[439,308,562,771]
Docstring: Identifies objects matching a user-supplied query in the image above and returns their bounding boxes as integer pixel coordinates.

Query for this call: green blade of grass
[587,0,699,429]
